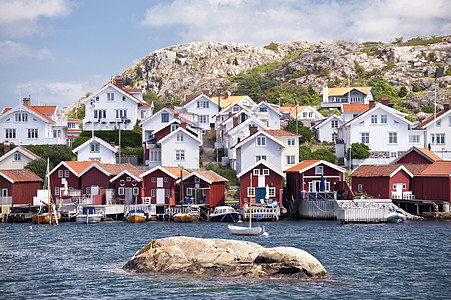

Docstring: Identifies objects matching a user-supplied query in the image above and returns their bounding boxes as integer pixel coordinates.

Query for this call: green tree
[235,76,278,102]
[398,86,408,98]
[311,148,337,163]
[299,146,313,161]
[284,119,312,144]
[350,143,370,159]
[367,75,398,101]
[25,159,47,181]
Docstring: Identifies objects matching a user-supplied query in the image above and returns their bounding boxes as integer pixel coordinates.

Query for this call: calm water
[0,220,450,299]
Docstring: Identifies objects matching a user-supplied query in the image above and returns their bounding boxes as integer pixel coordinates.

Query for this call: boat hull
[173,213,198,222]
[76,214,103,224]
[386,212,407,223]
[210,212,239,222]
[127,214,146,223]
[32,213,61,224]
[228,224,262,236]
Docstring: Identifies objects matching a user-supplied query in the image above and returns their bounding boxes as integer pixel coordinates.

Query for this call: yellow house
[264,129,300,171]
[0,146,41,170]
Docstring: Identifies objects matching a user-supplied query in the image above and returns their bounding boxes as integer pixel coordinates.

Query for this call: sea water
[0,220,450,299]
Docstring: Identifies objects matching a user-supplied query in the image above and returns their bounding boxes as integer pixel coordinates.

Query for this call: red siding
[80,168,110,194]
[155,126,171,141]
[351,170,411,199]
[0,180,41,205]
[396,152,434,164]
[239,165,284,207]
[183,177,226,207]
[412,176,451,202]
[111,174,142,203]
[141,170,179,205]
[50,165,80,197]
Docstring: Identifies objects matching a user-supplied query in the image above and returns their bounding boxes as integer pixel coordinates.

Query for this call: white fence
[337,207,388,222]
[240,206,280,221]
[0,196,12,206]
[299,200,338,219]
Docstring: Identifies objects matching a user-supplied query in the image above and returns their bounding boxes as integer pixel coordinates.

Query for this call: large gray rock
[122,236,327,280]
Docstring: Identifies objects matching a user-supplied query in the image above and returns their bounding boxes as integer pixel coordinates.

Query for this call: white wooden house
[320,86,374,110]
[180,93,219,133]
[279,105,324,127]
[72,136,117,163]
[251,101,281,129]
[312,114,343,143]
[0,146,41,170]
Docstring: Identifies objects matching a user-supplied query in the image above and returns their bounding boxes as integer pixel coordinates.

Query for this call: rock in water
[122,236,327,280]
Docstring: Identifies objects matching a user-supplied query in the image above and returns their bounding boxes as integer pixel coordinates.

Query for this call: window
[175,150,185,161]
[361,132,369,144]
[150,150,161,162]
[176,133,184,142]
[436,119,441,127]
[232,106,240,112]
[161,113,169,123]
[247,187,255,197]
[392,184,396,190]
[151,189,155,197]
[15,113,27,122]
[255,155,267,162]
[5,129,16,139]
[171,124,179,131]
[151,177,156,182]
[358,184,363,193]
[65,170,69,178]
[186,188,193,196]
[263,169,269,176]
[202,189,206,196]
[13,153,21,161]
[331,120,338,129]
[286,155,295,165]
[391,152,397,158]
[259,107,268,112]
[107,92,114,101]
[86,187,91,194]
[371,115,377,124]
[203,101,209,108]
[2,188,8,197]
[90,143,100,153]
[53,130,62,138]
[55,187,60,196]
[199,115,209,123]
[409,135,420,143]
[287,138,295,145]
[133,187,139,195]
[431,133,445,145]
[268,187,276,197]
[256,136,266,146]
[93,110,106,119]
[115,109,127,119]
[381,115,387,124]
[402,184,406,189]
[141,110,147,119]
[164,177,169,182]
[315,166,323,175]
[253,169,260,176]
[58,170,63,177]
[388,132,398,144]
[126,177,131,182]
[166,189,170,198]
[195,177,200,182]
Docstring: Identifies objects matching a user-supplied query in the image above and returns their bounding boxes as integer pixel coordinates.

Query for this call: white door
[125,188,133,204]
[258,175,265,187]
[156,188,165,204]
[157,178,163,188]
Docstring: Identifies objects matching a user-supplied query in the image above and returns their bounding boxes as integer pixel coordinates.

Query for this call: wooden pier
[240,206,280,221]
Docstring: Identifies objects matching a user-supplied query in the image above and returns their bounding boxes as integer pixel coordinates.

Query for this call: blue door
[256,188,266,204]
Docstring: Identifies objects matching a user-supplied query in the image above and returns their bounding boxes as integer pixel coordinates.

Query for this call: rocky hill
[110,37,451,110]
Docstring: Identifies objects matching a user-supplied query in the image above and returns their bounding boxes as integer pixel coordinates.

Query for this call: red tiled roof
[139,103,153,107]
[342,104,370,113]
[32,106,57,115]
[23,105,55,122]
[399,164,430,175]
[279,105,308,118]
[65,161,100,175]
[264,129,300,137]
[185,94,200,103]
[123,88,144,93]
[350,165,407,177]
[414,108,450,129]
[195,170,228,183]
[100,163,137,176]
[419,160,451,176]
[0,169,43,182]
[21,148,41,160]
[416,148,442,162]
[285,160,321,172]
[162,166,190,178]
[68,118,82,122]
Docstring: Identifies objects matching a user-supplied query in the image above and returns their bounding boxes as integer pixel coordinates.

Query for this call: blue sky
[0,0,450,109]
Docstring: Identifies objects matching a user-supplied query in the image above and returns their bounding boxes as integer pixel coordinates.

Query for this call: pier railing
[391,191,416,200]
[0,196,12,205]
[240,206,280,221]
[303,192,337,201]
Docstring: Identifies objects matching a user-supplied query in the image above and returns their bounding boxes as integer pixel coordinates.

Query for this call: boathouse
[110,169,145,204]
[236,160,285,207]
[0,169,42,205]
[181,170,228,207]
[392,146,441,165]
[49,161,99,198]
[411,160,451,204]
[140,166,189,206]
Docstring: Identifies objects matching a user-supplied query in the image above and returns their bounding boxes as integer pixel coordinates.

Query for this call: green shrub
[350,143,370,159]
[264,42,278,51]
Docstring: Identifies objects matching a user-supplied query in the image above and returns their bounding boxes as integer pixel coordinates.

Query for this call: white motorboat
[386,212,406,223]
[210,206,239,222]
[76,207,103,224]
[228,224,262,236]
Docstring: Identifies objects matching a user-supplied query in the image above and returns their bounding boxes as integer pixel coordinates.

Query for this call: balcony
[391,191,416,200]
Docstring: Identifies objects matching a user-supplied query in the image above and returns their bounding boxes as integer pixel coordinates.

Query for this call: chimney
[202,89,210,97]
[181,121,187,129]
[224,91,231,99]
[233,115,239,127]
[165,103,172,109]
[4,142,10,154]
[328,108,333,117]
[23,98,31,106]
[115,77,123,88]
[174,111,179,119]
[262,95,267,102]
[381,97,389,106]
[249,125,258,136]
[369,100,375,108]
[444,103,450,111]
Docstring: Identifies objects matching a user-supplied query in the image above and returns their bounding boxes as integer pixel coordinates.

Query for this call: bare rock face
[122,236,327,280]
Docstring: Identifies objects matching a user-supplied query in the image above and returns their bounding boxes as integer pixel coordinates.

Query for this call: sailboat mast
[249,173,252,228]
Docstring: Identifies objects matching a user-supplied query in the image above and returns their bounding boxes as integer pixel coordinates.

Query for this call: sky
[0,0,449,109]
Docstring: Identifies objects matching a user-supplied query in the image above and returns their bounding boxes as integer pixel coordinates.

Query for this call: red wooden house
[285,160,346,201]
[236,160,285,207]
[140,166,189,206]
[182,170,228,207]
[350,165,414,199]
[50,161,99,198]
[0,169,42,205]
[393,146,442,165]
[412,160,451,203]
[110,169,145,204]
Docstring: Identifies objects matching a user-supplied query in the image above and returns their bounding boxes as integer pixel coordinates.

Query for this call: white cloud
[15,77,105,107]
[0,0,75,37]
[0,40,51,62]
[140,0,451,44]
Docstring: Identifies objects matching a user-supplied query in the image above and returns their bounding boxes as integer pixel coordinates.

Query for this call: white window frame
[166,189,170,198]
[1,188,8,197]
[28,128,38,139]
[175,149,185,161]
[126,177,131,182]
[151,189,155,197]
[315,166,323,175]
[409,135,420,144]
[90,143,100,153]
[186,188,193,196]
[358,184,363,193]
[381,115,387,124]
[133,187,139,195]
[107,92,114,101]
[286,155,295,165]
[256,136,266,146]
[255,155,267,162]
[5,128,16,139]
[58,170,63,178]
[118,187,124,195]
[263,169,269,176]
[371,115,377,124]
[161,113,169,123]
[55,187,60,196]
[331,120,338,129]
[13,153,21,161]
[232,106,240,113]
[64,170,69,178]
[287,138,295,146]
[247,187,255,197]
[402,184,406,189]
[176,132,184,142]
[361,132,369,144]
[15,113,28,122]
[151,177,156,182]
[253,169,260,176]
[268,187,276,197]
[164,177,169,183]
[388,132,398,144]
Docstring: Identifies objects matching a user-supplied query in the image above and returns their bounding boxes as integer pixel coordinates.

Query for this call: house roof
[414,107,451,129]
[349,164,413,178]
[157,126,202,145]
[213,95,250,107]
[263,129,300,137]
[312,114,343,129]
[140,165,189,180]
[0,147,41,163]
[110,169,145,183]
[279,105,309,118]
[2,105,56,123]
[419,161,451,176]
[51,161,100,176]
[236,160,285,178]
[182,170,228,184]
[232,130,287,149]
[0,169,43,183]
[320,86,373,96]
[342,103,411,127]
[72,136,117,154]
[140,107,194,126]
[399,164,430,175]
[392,146,442,164]
[83,163,137,177]
[341,104,370,113]
[285,160,346,174]
[253,101,282,116]
[83,83,145,106]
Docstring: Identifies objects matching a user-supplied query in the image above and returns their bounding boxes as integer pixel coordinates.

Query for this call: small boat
[32,211,61,224]
[228,224,262,236]
[210,206,239,222]
[76,207,103,224]
[127,209,147,223]
[386,211,406,223]
[173,213,198,222]
[32,159,60,225]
